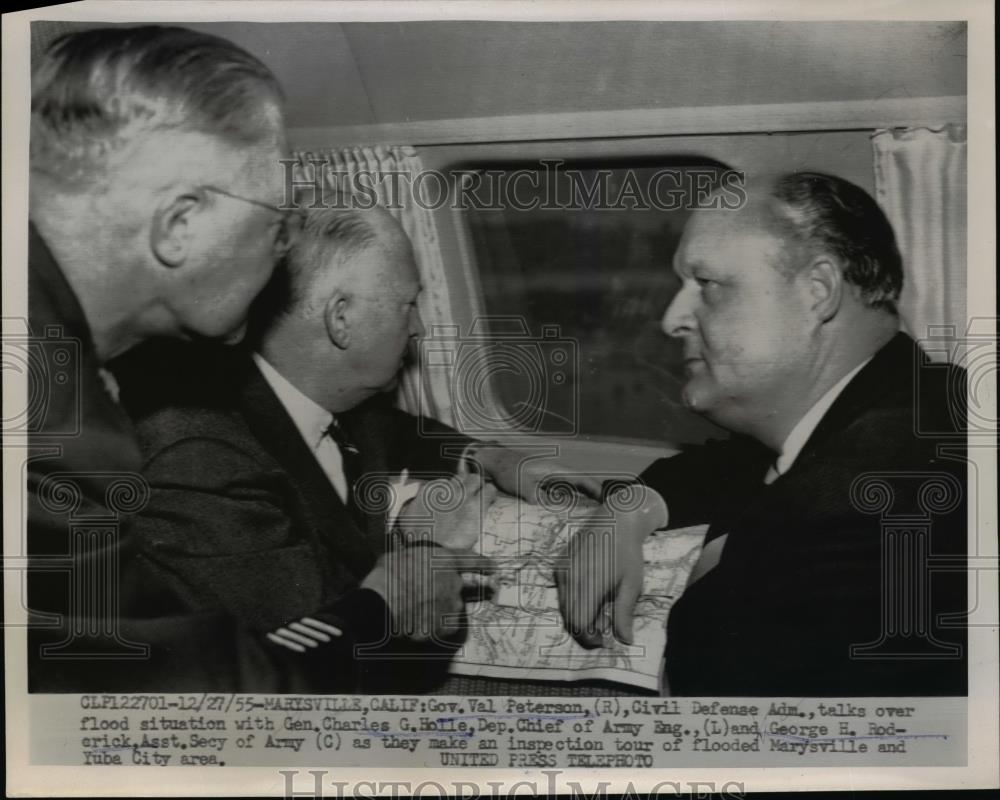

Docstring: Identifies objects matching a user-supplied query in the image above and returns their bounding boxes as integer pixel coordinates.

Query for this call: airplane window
[462,159,729,446]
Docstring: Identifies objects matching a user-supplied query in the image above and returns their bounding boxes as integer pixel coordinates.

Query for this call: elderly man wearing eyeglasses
[25,25,350,693]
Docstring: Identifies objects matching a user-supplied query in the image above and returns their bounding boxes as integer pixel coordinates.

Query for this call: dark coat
[644,333,968,696]
[26,224,389,693]
[116,341,473,691]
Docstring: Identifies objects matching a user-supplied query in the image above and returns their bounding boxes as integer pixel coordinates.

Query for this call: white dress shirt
[252,353,349,503]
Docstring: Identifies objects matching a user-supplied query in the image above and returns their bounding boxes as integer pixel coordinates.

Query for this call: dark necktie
[324,416,363,513]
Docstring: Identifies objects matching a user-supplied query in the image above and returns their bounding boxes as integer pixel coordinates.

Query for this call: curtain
[872,126,967,362]
[291,146,457,426]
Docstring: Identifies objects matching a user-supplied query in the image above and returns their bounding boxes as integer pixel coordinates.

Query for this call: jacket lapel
[238,361,379,574]
[712,333,915,560]
[790,332,915,474]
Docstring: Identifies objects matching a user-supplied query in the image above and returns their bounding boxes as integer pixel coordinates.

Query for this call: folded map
[449,494,707,691]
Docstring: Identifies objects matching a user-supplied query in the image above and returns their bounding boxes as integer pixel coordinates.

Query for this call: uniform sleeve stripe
[274,627,319,648]
[289,621,331,642]
[300,616,343,636]
[266,631,306,653]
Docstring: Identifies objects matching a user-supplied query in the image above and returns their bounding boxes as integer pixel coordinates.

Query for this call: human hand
[361,546,495,641]
[555,485,668,647]
[395,470,498,551]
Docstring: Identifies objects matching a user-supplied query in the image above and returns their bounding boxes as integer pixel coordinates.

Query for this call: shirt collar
[252,352,332,450]
[771,356,873,478]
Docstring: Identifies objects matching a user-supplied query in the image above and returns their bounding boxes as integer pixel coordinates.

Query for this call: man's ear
[807,256,844,323]
[150,193,200,268]
[324,291,351,349]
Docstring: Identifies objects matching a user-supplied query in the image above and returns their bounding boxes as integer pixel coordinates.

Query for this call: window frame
[428,130,883,456]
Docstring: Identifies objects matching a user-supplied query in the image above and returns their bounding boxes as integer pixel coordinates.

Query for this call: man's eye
[695,277,719,289]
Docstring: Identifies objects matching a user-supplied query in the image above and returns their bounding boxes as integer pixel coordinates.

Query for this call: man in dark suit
[118,201,598,691]
[559,172,967,696]
[25,25,431,693]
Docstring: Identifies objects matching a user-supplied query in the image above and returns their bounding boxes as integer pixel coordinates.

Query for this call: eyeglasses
[199,184,302,258]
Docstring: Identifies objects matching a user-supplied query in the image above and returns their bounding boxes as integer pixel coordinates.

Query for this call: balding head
[260,202,412,321]
[254,202,425,413]
[662,170,901,449]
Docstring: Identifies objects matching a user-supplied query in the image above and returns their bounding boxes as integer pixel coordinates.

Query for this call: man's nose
[661,283,696,338]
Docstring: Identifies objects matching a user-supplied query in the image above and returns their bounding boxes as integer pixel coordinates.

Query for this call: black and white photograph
[3,0,997,795]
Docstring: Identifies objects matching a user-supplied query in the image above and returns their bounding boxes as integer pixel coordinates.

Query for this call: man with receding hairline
[558,171,967,696]
[26,25,338,692]
[117,198,598,692]
[30,26,291,352]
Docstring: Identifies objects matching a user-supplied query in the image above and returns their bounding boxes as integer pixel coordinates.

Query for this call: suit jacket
[115,342,473,692]
[26,224,388,693]
[643,333,967,696]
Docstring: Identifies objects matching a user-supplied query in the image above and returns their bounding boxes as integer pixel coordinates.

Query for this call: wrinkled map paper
[452,495,707,690]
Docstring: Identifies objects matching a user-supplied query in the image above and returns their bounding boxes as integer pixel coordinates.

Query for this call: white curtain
[291,146,457,425]
[872,126,967,361]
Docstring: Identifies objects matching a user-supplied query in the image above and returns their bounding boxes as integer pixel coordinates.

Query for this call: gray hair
[31,25,284,186]
[765,171,903,313]
[248,199,382,337]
